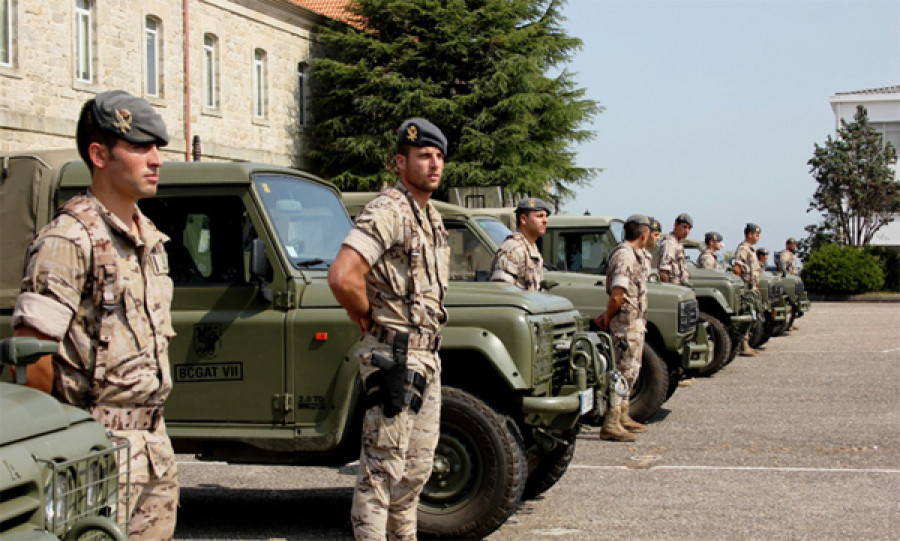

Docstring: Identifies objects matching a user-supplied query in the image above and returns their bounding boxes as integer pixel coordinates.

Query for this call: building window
[297,62,308,126]
[145,16,161,97]
[74,0,93,82]
[203,33,218,109]
[253,48,266,118]
[1,0,12,67]
[872,121,900,153]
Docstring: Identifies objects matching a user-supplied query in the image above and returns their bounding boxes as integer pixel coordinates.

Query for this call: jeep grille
[529,310,581,391]
[768,282,784,302]
[678,299,699,334]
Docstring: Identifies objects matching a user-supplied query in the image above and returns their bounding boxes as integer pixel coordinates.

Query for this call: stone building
[0,0,346,166]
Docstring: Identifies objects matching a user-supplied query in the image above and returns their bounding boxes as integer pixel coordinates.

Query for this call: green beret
[397,118,447,155]
[704,231,723,243]
[92,90,169,146]
[786,237,797,245]
[648,216,661,232]
[675,213,693,227]
[745,223,761,234]
[756,247,769,257]
[516,197,551,215]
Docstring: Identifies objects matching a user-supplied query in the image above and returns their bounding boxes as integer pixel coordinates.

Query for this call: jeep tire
[695,313,731,377]
[629,345,669,423]
[418,387,527,539]
[522,431,577,500]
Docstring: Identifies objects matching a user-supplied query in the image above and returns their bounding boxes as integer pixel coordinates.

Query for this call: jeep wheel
[695,313,731,377]
[724,329,742,365]
[629,345,669,422]
[418,387,527,539]
[749,319,774,349]
[522,431,577,500]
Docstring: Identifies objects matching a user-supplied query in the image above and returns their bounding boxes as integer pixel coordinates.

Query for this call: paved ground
[174,302,900,540]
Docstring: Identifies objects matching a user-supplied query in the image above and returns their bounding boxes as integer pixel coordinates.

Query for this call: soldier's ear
[88,142,111,170]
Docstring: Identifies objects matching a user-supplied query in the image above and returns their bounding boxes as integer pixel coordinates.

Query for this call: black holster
[365,332,426,418]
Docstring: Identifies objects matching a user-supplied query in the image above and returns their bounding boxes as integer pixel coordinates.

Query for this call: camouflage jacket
[734,240,760,289]
[697,249,720,270]
[779,249,799,276]
[490,232,544,291]
[606,241,648,323]
[657,233,691,284]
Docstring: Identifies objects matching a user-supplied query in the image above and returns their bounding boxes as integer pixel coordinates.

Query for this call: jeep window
[474,216,513,248]
[556,231,616,274]
[139,196,253,285]
[446,223,495,281]
[253,174,351,268]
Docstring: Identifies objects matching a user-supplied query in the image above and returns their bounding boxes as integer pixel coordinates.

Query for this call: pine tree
[307,0,600,204]
[807,105,899,247]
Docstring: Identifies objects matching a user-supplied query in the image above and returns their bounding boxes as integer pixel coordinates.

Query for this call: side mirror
[249,238,274,302]
[1,337,58,384]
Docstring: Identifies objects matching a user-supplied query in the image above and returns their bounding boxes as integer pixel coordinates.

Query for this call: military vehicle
[770,271,811,336]
[343,196,711,421]
[539,217,756,377]
[0,150,613,540]
[1,336,128,540]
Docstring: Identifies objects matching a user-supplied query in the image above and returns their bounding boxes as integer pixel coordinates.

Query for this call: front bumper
[729,313,756,335]
[680,323,710,370]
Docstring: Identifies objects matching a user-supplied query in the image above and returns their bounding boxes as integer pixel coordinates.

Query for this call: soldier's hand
[595,313,609,331]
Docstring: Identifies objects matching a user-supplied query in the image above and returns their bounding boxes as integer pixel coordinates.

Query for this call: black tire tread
[696,313,732,377]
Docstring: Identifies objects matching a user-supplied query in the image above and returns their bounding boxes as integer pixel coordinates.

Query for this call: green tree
[800,244,884,295]
[806,105,899,247]
[307,0,600,203]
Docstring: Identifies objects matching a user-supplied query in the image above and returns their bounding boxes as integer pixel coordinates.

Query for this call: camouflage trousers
[353,342,441,541]
[609,314,646,409]
[112,425,179,540]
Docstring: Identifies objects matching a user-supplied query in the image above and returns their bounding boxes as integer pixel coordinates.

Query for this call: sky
[557,0,900,253]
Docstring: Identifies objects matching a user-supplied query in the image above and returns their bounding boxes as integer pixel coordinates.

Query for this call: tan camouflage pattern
[697,249,720,269]
[353,335,441,540]
[490,232,544,291]
[606,242,647,407]
[343,184,450,342]
[734,240,760,289]
[657,233,691,284]
[779,249,799,276]
[342,184,449,539]
[12,193,178,538]
[606,242,647,318]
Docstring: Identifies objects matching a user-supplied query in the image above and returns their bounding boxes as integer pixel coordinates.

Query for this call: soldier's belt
[89,403,164,431]
[368,323,441,352]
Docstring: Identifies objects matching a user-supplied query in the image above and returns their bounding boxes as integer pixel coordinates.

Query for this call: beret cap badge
[406,125,418,142]
[112,109,133,134]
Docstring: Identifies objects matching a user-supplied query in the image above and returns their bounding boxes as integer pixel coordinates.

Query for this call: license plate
[579,389,594,415]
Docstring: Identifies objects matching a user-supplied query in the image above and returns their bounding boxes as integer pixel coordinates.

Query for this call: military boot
[598,406,636,442]
[619,401,647,433]
[739,336,759,357]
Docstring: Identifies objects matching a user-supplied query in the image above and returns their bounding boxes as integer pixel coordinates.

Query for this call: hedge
[800,244,884,294]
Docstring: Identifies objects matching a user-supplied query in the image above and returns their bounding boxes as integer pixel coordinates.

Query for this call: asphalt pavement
[174,302,900,540]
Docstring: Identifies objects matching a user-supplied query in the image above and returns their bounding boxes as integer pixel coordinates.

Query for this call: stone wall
[0,0,318,167]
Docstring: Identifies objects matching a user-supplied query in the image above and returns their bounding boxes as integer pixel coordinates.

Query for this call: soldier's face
[748,231,760,245]
[646,230,660,248]
[398,146,443,196]
[99,139,163,201]
[521,210,548,238]
[673,222,692,240]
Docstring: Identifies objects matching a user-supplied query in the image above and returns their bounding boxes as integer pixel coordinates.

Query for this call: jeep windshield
[254,174,351,268]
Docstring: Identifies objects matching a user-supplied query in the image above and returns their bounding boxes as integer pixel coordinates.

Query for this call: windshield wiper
[294,258,327,268]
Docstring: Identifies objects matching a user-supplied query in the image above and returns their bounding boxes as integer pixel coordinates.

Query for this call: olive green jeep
[0,150,613,540]
[0,337,128,540]
[343,196,711,422]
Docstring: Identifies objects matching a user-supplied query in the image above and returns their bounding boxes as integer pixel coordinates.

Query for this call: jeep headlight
[45,469,70,528]
[86,460,103,508]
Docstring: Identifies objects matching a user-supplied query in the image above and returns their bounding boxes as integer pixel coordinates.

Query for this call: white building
[830,85,900,248]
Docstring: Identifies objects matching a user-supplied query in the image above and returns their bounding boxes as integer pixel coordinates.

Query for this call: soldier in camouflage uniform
[734,223,762,357]
[779,237,799,276]
[697,232,723,270]
[329,118,450,540]
[12,90,178,538]
[657,213,693,285]
[490,197,551,291]
[756,247,770,275]
[594,215,651,442]
[643,217,662,279]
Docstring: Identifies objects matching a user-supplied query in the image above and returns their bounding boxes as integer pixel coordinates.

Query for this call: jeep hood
[546,270,696,302]
[0,383,93,446]
[298,274,575,314]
